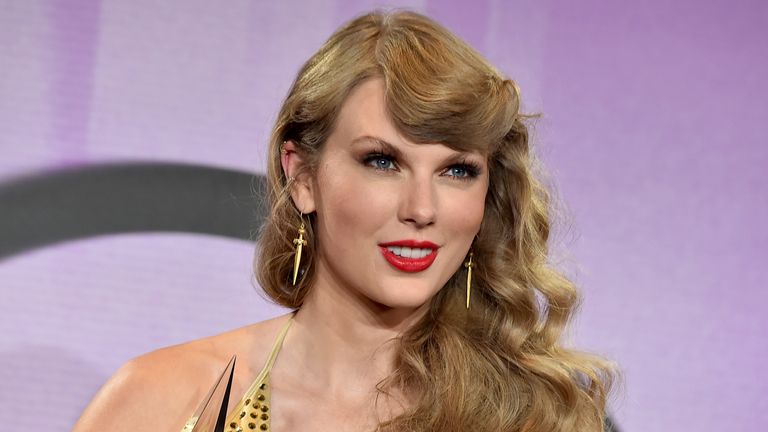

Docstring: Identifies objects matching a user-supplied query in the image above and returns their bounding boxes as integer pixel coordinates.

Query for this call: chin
[370,281,439,311]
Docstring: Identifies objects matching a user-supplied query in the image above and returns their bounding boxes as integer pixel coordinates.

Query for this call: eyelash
[362,150,481,181]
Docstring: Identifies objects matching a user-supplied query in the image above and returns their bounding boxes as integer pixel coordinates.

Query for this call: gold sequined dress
[181,316,294,432]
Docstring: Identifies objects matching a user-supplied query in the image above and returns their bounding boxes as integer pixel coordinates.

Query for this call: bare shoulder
[73,313,294,432]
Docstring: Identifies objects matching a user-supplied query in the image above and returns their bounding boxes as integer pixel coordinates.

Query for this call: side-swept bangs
[281,10,521,157]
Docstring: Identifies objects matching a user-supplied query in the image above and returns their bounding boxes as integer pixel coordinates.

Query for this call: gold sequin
[223,377,271,432]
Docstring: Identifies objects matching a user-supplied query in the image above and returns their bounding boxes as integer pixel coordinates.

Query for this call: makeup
[378,240,439,272]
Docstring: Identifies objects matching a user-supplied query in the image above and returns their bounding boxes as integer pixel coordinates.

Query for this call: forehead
[332,78,396,144]
[328,77,494,160]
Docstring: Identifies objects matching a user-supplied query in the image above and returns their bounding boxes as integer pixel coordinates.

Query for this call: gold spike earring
[464,250,474,309]
[291,213,307,285]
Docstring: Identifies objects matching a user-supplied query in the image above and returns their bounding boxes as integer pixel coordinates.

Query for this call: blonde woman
[74,10,614,432]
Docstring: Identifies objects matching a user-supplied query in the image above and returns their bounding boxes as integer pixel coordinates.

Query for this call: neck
[279,261,426,399]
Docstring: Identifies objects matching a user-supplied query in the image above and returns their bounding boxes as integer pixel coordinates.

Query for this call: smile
[378,240,439,273]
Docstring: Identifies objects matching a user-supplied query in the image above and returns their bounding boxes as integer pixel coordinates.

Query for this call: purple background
[1,1,766,430]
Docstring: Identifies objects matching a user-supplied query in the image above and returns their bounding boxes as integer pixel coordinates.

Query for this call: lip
[378,239,439,273]
[379,240,439,249]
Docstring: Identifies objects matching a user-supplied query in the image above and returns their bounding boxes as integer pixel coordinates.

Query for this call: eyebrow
[350,135,403,158]
[352,135,403,159]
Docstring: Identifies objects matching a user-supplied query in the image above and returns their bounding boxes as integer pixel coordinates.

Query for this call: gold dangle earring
[291,213,307,286]
[464,250,474,309]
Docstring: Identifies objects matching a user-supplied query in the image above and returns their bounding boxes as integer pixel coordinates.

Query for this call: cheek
[443,187,487,237]
[314,164,392,241]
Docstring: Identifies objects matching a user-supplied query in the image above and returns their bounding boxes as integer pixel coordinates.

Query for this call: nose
[398,174,437,228]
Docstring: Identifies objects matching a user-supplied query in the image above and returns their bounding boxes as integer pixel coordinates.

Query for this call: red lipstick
[378,240,439,273]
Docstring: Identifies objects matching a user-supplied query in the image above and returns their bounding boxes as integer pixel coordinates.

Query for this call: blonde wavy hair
[256,10,615,432]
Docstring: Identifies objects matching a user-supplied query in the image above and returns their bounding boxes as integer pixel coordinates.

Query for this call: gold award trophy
[184,356,236,432]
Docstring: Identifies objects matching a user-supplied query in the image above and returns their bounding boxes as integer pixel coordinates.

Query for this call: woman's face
[305,78,488,310]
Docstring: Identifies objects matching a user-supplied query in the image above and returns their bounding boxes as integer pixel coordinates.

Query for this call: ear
[280,140,316,214]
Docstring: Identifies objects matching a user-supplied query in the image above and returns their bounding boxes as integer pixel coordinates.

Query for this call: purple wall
[1,1,766,430]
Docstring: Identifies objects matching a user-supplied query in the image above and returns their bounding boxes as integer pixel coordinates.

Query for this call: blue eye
[443,164,479,180]
[447,166,469,178]
[365,155,397,171]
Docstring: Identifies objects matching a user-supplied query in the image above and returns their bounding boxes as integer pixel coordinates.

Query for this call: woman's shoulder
[73,313,294,432]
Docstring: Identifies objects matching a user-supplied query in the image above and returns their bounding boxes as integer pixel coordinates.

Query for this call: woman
[74,10,614,432]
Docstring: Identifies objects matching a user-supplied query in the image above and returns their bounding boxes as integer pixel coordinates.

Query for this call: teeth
[386,246,433,258]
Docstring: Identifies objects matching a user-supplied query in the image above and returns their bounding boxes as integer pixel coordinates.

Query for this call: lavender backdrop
[1,1,766,431]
